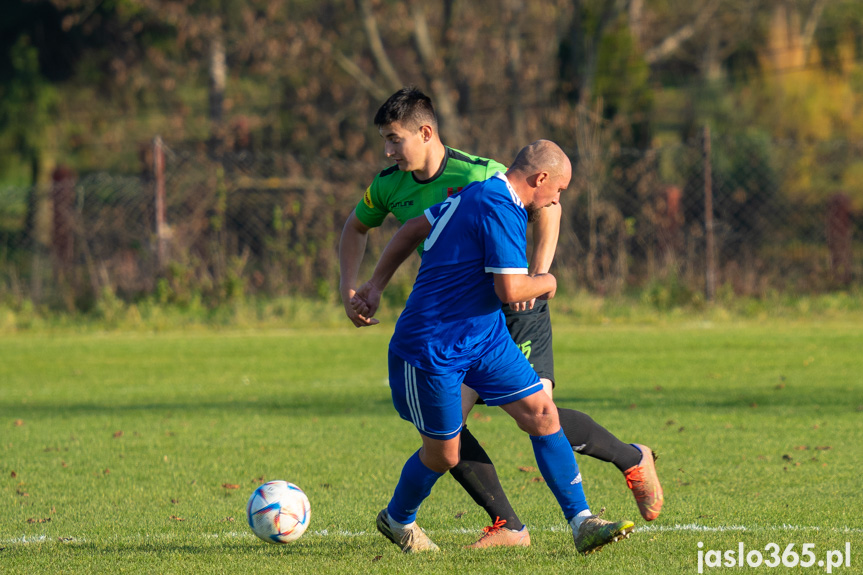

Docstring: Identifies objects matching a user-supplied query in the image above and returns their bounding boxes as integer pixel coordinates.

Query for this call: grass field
[2,317,862,574]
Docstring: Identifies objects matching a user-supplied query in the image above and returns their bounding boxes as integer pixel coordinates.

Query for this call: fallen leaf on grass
[171,498,180,505]
[27,518,51,524]
[10,471,16,478]
[531,477,545,483]
[454,511,467,519]
[222,483,240,490]
[16,489,29,497]
[169,515,185,521]
[794,446,809,451]
[372,555,383,562]
[113,431,124,438]
[518,466,537,473]
[14,419,24,426]
[781,454,793,461]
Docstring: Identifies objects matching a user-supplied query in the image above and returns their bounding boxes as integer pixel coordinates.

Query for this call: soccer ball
[246,480,311,544]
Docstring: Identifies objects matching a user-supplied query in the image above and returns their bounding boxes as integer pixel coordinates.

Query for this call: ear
[419,124,434,143]
[529,171,550,188]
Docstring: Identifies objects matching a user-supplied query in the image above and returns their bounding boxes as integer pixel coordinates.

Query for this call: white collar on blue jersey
[491,171,524,208]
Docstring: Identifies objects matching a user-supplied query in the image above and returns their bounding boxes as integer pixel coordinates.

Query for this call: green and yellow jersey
[355,147,506,229]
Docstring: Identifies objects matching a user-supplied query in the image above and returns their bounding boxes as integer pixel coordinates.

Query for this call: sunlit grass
[1,317,861,574]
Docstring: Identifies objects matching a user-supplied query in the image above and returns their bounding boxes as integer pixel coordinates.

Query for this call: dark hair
[374,87,438,131]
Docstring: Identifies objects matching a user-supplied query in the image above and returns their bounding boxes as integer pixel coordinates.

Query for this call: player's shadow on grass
[65,539,321,557]
[552,387,859,412]
[2,394,396,418]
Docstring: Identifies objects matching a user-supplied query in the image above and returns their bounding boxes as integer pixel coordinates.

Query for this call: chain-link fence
[1,134,860,311]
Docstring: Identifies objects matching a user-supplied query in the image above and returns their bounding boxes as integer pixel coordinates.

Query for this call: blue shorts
[387,337,543,440]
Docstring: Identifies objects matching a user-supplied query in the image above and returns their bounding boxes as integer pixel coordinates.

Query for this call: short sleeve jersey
[355,147,507,229]
[389,173,528,373]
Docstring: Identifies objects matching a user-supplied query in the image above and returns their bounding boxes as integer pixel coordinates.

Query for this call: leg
[498,388,589,520]
[470,338,634,554]
[507,302,662,520]
[378,352,465,552]
[448,384,526,536]
[378,435,456,553]
[546,381,641,472]
[500,390,635,554]
[387,433,459,526]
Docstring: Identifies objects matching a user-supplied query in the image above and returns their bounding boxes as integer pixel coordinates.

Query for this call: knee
[515,403,559,436]
[420,448,460,473]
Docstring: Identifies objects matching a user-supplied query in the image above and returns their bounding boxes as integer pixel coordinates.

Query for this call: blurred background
[1,0,861,314]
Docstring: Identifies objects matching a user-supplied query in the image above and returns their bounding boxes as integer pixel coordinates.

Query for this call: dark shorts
[502,299,555,384]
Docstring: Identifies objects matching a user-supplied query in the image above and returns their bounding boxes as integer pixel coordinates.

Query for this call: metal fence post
[704,125,716,301]
[154,136,168,270]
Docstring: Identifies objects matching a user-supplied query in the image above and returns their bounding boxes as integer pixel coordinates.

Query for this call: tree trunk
[411,3,461,146]
[505,0,525,146]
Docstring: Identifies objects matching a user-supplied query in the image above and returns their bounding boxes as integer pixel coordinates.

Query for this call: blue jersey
[389,172,529,373]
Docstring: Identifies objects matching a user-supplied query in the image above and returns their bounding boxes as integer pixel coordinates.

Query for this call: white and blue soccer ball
[246,480,311,544]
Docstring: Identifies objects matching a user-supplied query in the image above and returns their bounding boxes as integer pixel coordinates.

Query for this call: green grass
[1,318,862,574]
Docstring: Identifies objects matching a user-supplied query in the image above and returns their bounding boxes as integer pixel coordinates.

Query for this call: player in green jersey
[339,88,663,548]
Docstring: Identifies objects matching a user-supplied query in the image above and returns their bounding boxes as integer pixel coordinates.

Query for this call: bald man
[352,140,635,555]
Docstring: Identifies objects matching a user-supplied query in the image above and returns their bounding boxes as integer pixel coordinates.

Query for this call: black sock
[557,407,642,473]
[449,426,524,531]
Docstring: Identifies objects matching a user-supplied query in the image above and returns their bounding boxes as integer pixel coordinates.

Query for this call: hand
[350,281,384,326]
[342,288,379,328]
[535,273,556,301]
[509,298,537,312]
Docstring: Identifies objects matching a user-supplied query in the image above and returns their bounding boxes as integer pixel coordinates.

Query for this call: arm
[339,211,375,327]
[529,203,561,274]
[494,272,557,304]
[351,215,432,321]
[509,203,562,311]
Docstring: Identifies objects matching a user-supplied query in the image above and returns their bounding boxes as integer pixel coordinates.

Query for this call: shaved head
[505,140,571,222]
[509,140,570,178]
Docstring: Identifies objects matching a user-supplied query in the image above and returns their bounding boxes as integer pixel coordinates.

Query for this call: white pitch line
[5,523,863,546]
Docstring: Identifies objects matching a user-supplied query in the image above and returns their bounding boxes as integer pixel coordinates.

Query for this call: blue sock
[386,450,444,524]
[530,429,590,521]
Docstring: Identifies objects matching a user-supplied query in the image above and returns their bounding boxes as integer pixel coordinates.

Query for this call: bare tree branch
[801,0,827,62]
[411,3,461,146]
[628,0,645,48]
[357,0,402,92]
[643,0,722,65]
[333,51,389,101]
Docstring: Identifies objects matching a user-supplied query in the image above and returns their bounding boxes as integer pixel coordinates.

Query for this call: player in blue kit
[351,140,635,554]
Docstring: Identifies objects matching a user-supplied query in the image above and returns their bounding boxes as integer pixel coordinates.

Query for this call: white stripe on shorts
[404,362,425,431]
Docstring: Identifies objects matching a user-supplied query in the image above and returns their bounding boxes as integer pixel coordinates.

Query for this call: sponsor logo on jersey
[390,200,414,209]
[363,187,374,209]
[447,186,464,197]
